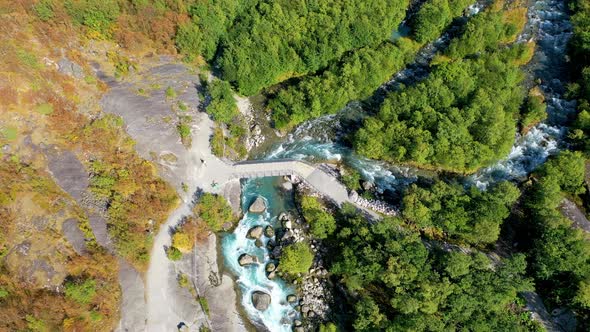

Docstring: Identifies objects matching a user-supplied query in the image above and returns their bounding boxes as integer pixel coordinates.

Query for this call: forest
[354,6,531,172]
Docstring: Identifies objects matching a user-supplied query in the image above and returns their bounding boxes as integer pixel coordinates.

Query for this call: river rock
[252,291,271,311]
[255,238,264,248]
[247,225,264,239]
[238,254,257,266]
[264,225,275,237]
[282,181,293,191]
[294,327,304,332]
[362,180,374,191]
[266,263,276,272]
[294,319,302,327]
[279,211,290,221]
[249,197,266,213]
[267,271,276,279]
[287,294,297,303]
[301,305,310,313]
[282,219,293,230]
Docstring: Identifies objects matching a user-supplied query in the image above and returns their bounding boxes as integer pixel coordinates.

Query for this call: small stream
[221,0,576,330]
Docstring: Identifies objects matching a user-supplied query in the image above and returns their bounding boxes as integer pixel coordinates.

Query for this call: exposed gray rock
[247,225,264,239]
[251,291,271,311]
[249,197,266,213]
[255,239,264,248]
[238,254,258,266]
[301,305,310,313]
[267,271,276,279]
[287,294,297,304]
[282,181,293,191]
[348,190,359,202]
[61,218,87,255]
[58,58,84,78]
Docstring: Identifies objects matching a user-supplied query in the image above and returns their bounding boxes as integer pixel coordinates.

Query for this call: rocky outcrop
[238,254,258,266]
[247,226,263,239]
[249,197,266,213]
[251,291,271,311]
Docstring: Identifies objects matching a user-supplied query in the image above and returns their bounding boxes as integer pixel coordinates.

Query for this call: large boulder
[238,254,258,266]
[247,226,264,239]
[252,291,271,311]
[249,197,267,213]
[287,294,297,304]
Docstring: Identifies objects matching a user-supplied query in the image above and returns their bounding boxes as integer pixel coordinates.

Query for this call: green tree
[301,196,336,239]
[280,242,313,275]
[193,193,233,231]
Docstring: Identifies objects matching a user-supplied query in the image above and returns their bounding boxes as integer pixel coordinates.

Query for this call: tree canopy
[354,8,529,172]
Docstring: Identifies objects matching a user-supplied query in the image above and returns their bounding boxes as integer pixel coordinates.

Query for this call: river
[221,0,576,330]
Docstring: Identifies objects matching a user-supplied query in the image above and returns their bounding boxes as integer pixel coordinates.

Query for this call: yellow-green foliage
[35,103,54,115]
[79,114,178,270]
[0,161,120,331]
[172,231,192,253]
[193,193,233,232]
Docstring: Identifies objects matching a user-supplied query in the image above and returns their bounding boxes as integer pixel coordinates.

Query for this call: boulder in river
[266,263,276,272]
[255,238,264,248]
[267,271,276,279]
[247,225,263,239]
[252,291,271,311]
[238,254,258,266]
[287,294,297,304]
[281,181,293,191]
[249,197,266,213]
[264,225,275,237]
[362,180,374,191]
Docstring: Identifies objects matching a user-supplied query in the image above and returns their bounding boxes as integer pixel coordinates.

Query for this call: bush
[165,86,176,98]
[301,196,337,239]
[205,80,238,124]
[341,168,362,191]
[199,297,210,316]
[167,247,183,261]
[280,242,313,275]
[34,0,54,21]
[172,231,192,253]
[65,279,97,304]
[193,193,233,231]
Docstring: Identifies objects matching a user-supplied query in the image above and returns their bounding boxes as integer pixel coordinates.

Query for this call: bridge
[228,159,382,219]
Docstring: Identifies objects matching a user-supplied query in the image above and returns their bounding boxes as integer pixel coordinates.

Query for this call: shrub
[65,279,97,304]
[280,242,313,275]
[172,231,192,253]
[301,196,336,239]
[193,193,233,231]
[25,315,46,331]
[165,86,177,98]
[341,168,361,191]
[34,0,54,21]
[167,247,183,261]
[199,297,210,316]
[0,287,8,298]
